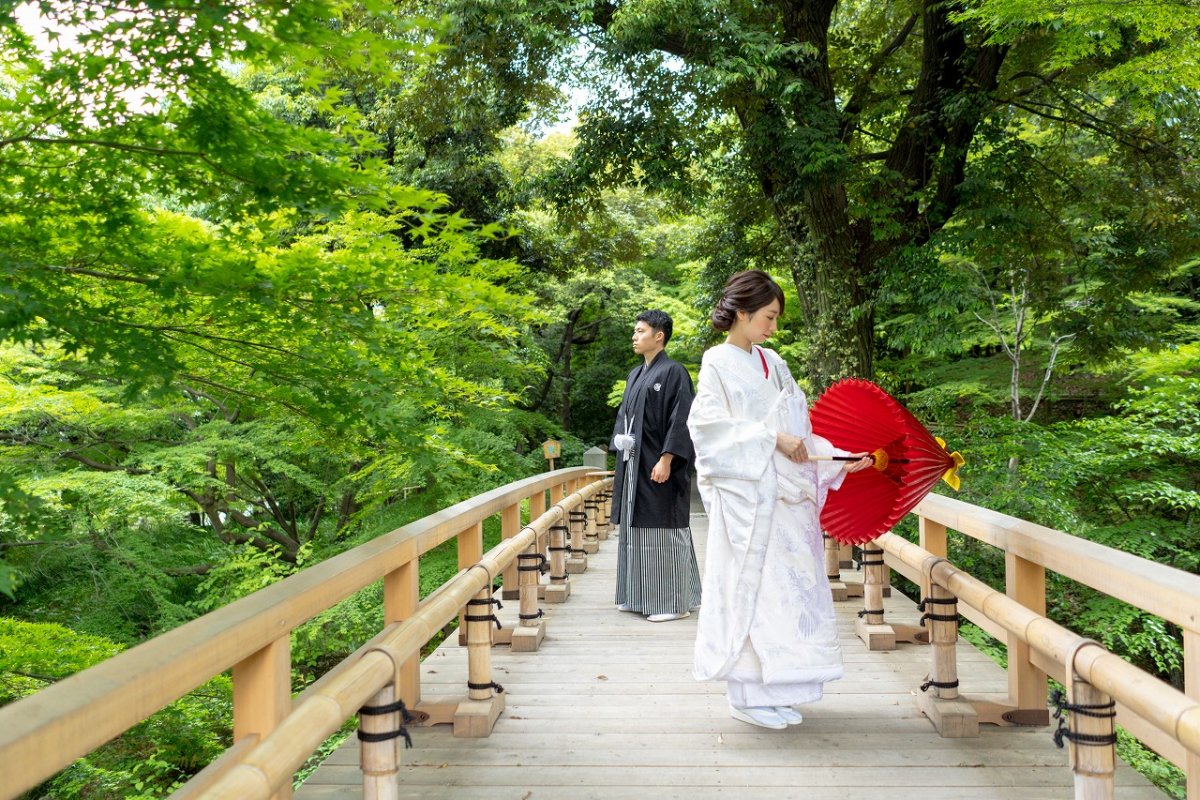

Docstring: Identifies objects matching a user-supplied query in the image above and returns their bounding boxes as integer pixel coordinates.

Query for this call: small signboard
[542,439,561,466]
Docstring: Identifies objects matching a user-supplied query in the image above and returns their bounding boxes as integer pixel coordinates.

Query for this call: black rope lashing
[1050,689,1117,720]
[918,595,959,627]
[919,678,960,692]
[1053,727,1119,749]
[548,572,569,583]
[917,596,958,612]
[568,510,587,520]
[464,613,503,629]
[358,699,415,749]
[467,596,502,609]
[857,608,885,618]
[517,553,549,573]
[468,680,505,694]
[859,547,885,567]
[519,610,546,621]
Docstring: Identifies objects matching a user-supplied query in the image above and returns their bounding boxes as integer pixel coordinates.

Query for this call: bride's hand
[775,432,809,462]
[844,451,874,473]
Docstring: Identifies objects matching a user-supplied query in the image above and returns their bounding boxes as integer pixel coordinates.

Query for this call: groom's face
[632,321,663,355]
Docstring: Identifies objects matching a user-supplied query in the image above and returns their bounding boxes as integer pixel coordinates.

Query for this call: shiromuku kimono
[687,342,848,707]
[609,351,702,616]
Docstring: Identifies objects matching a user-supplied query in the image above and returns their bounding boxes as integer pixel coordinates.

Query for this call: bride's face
[736,299,781,343]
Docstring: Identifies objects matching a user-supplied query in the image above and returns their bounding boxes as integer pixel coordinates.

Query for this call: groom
[610,309,700,623]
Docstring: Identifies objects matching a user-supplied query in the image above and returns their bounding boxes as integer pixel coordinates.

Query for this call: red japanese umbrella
[809,378,965,545]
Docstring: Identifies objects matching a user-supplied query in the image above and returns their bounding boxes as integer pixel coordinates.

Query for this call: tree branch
[1023,332,1076,422]
[840,13,919,138]
[0,136,251,183]
[60,451,149,475]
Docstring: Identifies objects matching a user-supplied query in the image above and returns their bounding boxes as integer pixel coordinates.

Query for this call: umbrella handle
[807,453,911,470]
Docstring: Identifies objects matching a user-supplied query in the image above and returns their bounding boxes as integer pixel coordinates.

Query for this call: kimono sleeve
[687,360,776,482]
[660,362,695,460]
[769,351,849,498]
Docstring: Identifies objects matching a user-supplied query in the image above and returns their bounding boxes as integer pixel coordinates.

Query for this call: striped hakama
[614,446,702,616]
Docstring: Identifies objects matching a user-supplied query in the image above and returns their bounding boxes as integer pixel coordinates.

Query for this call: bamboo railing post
[528,490,550,601]
[580,501,600,554]
[358,682,402,800]
[916,576,977,737]
[838,542,853,569]
[549,480,564,505]
[824,533,848,602]
[566,507,589,573]
[1062,642,1117,800]
[918,516,947,566]
[453,586,506,737]
[500,503,522,600]
[457,522,484,646]
[544,523,571,604]
[512,540,548,652]
[594,488,611,541]
[1186,628,1199,800]
[383,560,420,708]
[854,541,895,650]
[232,637,293,800]
[530,490,548,551]
[1006,552,1050,725]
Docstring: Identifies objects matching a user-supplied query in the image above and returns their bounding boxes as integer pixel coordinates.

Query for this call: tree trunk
[777,193,873,389]
[560,312,576,429]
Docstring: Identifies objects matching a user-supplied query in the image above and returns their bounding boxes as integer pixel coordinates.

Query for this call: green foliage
[0,618,232,798]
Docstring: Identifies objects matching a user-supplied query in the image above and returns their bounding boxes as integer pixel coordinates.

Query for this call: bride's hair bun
[711,297,737,331]
[710,270,786,331]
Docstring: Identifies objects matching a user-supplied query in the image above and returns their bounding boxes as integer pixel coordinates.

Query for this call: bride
[687,269,872,729]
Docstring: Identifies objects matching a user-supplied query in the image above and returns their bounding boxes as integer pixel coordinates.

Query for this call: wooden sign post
[541,439,561,472]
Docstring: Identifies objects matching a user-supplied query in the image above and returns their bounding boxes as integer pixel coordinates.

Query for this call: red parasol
[809,378,965,545]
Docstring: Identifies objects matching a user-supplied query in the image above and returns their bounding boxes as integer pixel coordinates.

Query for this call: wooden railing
[5,467,1200,799]
[0,467,611,800]
[854,492,1200,799]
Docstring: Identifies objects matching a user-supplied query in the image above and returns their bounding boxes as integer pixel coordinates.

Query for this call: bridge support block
[413,698,459,727]
[970,699,1049,727]
[511,621,546,652]
[453,693,505,738]
[891,622,930,645]
[544,581,570,604]
[916,690,979,738]
[854,618,896,651]
[580,541,600,555]
[566,553,588,573]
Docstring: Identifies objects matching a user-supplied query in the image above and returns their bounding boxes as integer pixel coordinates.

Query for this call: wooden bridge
[1,467,1198,799]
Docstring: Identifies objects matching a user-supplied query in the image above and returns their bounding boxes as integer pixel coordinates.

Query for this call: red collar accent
[755,346,768,379]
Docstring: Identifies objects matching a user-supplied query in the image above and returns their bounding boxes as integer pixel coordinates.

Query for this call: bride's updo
[711,270,786,331]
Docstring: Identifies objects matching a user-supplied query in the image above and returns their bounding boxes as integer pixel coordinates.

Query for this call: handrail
[199,480,607,799]
[890,492,1200,794]
[0,466,598,799]
[877,531,1200,770]
[914,493,1200,631]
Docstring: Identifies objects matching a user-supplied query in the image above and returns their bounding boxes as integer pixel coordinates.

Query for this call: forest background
[0,0,1197,797]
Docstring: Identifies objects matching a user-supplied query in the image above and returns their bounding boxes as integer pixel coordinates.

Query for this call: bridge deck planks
[297,509,1165,799]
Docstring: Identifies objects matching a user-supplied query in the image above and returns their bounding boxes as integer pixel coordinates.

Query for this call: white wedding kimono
[687,342,849,707]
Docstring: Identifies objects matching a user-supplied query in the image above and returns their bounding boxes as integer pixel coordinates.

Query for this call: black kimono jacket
[609,351,695,529]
